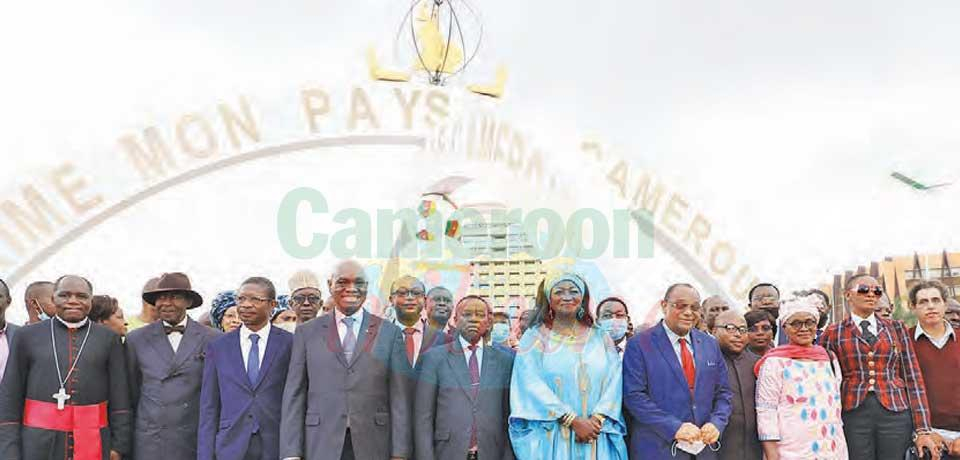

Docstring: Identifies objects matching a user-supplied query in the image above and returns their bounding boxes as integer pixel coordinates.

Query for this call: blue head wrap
[542,271,587,298]
[272,294,291,321]
[210,290,237,331]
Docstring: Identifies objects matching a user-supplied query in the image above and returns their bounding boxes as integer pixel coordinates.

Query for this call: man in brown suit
[712,310,762,460]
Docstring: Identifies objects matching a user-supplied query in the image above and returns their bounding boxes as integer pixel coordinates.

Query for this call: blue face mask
[599,318,629,341]
[490,323,510,344]
[35,302,51,321]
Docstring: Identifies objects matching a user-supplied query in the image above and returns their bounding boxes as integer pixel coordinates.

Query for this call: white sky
[1,0,958,324]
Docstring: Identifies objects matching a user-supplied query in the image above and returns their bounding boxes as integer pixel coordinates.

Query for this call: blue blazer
[198,326,293,460]
[622,321,733,460]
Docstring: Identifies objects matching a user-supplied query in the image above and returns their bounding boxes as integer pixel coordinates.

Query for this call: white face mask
[490,323,510,343]
[276,322,297,334]
[676,440,706,455]
[599,318,629,341]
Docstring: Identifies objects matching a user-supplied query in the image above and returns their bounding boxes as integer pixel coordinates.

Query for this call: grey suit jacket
[125,318,221,460]
[280,310,414,460]
[414,336,514,460]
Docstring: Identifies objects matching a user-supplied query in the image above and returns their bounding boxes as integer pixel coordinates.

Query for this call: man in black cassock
[0,275,131,460]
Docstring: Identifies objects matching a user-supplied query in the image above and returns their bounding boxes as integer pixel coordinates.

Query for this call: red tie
[679,338,696,392]
[468,344,480,450]
[404,328,416,365]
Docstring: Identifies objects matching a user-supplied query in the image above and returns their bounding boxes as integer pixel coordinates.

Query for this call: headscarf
[272,294,291,322]
[210,290,237,331]
[754,295,828,377]
[542,271,586,298]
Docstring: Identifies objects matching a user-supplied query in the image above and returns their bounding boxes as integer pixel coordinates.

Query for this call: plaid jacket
[819,316,931,431]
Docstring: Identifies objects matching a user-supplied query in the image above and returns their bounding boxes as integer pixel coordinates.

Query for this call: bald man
[280,260,413,460]
[712,311,761,460]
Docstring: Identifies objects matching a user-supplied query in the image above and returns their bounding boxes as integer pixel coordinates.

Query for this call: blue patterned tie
[247,333,260,385]
[342,317,357,361]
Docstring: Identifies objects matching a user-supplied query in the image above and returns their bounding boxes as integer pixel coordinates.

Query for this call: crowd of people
[0,261,959,460]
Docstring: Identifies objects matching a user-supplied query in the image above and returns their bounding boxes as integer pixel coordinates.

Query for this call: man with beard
[125,272,221,460]
[0,275,131,460]
[712,310,761,460]
[748,283,783,345]
[280,260,413,460]
[414,296,515,460]
[820,274,940,460]
[288,270,322,326]
[391,276,446,369]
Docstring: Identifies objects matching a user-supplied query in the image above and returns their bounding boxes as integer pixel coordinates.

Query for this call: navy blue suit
[198,326,293,460]
[622,321,733,460]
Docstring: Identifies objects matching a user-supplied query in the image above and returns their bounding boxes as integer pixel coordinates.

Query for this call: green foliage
[892,296,917,327]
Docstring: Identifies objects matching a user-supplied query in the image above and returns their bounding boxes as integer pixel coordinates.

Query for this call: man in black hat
[125,272,221,460]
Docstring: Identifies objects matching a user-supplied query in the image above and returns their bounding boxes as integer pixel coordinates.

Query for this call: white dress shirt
[662,321,694,365]
[914,320,956,350]
[459,335,484,378]
[335,308,364,343]
[240,322,271,371]
[395,318,424,364]
[163,317,188,353]
[851,312,878,336]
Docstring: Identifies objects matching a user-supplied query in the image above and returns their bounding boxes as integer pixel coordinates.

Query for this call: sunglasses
[748,324,773,333]
[853,284,883,296]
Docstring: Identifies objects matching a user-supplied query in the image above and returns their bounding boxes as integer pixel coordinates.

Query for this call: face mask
[600,318,628,341]
[277,322,297,334]
[675,440,706,456]
[35,302,51,321]
[490,323,510,343]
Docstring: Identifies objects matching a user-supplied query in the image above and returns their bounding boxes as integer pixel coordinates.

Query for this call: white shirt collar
[459,334,483,351]
[163,316,188,328]
[55,315,89,329]
[850,312,877,331]
[240,322,271,341]
[914,320,956,342]
[335,308,364,324]
[395,318,424,333]
[661,320,690,344]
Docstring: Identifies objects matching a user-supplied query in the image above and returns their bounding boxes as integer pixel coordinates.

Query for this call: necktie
[247,333,260,385]
[342,317,357,362]
[679,338,696,392]
[404,328,417,365]
[468,344,480,450]
[164,324,185,335]
[860,320,878,346]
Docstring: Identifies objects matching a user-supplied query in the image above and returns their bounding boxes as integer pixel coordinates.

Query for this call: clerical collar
[55,315,89,329]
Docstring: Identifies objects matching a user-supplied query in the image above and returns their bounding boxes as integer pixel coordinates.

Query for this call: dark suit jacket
[280,310,414,459]
[719,350,761,460]
[125,317,221,460]
[198,326,293,460]
[623,322,733,460]
[414,336,514,460]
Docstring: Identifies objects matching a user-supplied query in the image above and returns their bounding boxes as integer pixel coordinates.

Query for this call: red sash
[22,399,108,460]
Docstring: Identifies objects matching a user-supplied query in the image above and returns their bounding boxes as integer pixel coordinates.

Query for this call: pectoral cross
[53,387,71,410]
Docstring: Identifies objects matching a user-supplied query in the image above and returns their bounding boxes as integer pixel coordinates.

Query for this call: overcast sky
[1,1,958,324]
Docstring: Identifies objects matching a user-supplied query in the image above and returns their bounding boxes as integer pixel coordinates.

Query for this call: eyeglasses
[668,302,702,313]
[236,295,271,304]
[392,289,425,298]
[853,284,883,296]
[748,324,773,333]
[716,324,748,335]
[785,319,818,331]
[291,295,321,304]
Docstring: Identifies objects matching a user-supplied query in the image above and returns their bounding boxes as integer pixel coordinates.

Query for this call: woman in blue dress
[509,272,629,460]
